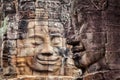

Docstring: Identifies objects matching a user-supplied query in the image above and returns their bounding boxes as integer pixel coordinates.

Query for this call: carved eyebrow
[50,33,62,37]
[28,35,44,39]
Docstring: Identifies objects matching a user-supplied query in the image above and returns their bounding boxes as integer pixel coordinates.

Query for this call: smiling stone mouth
[36,54,60,61]
[35,57,60,65]
[34,55,60,65]
[26,56,62,72]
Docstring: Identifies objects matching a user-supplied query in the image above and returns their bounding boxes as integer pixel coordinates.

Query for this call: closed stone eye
[32,42,43,46]
[32,43,40,46]
[52,38,61,46]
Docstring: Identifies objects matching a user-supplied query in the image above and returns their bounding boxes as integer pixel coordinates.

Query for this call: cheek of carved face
[26,35,64,72]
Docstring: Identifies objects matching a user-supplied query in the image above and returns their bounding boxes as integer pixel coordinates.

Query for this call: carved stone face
[25,21,65,73]
[67,0,106,72]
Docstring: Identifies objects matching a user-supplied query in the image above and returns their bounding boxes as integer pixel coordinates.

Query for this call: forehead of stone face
[26,21,48,38]
[48,22,64,37]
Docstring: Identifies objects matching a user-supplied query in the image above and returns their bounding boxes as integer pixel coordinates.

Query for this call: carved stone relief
[67,0,120,80]
[0,0,79,79]
[18,0,36,19]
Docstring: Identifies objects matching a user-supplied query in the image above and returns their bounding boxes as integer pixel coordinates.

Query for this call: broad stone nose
[40,42,54,56]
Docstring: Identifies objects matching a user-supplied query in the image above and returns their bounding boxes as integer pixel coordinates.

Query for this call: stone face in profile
[67,0,120,80]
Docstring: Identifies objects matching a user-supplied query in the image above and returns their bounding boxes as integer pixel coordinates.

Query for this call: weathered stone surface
[34,26,48,35]
[25,21,65,75]
[4,40,17,48]
[106,32,120,52]
[8,76,75,80]
[35,9,48,20]
[16,39,26,48]
[16,57,32,75]
[105,52,120,69]
[18,0,36,19]
[7,32,18,40]
[3,1,16,15]
[66,0,120,80]
[0,0,82,79]
[17,48,35,57]
[83,70,120,80]
[9,48,17,55]
[35,21,48,26]
[27,28,34,38]
[80,32,106,52]
[6,15,18,39]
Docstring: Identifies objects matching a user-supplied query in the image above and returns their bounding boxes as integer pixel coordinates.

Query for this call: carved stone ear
[91,0,108,10]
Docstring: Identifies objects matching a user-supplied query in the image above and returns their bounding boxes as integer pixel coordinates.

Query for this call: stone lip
[36,54,60,61]
[34,53,62,65]
[36,57,60,65]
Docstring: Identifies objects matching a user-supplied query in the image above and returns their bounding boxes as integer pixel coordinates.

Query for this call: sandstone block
[17,48,35,57]
[80,32,106,52]
[106,32,120,52]
[7,32,18,40]
[17,39,26,48]
[105,51,120,69]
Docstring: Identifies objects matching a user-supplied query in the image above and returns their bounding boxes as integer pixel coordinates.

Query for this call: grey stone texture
[66,0,120,80]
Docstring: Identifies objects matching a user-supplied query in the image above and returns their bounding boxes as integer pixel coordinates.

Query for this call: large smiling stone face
[25,21,65,73]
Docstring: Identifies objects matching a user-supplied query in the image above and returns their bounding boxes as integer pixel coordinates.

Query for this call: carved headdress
[72,0,108,15]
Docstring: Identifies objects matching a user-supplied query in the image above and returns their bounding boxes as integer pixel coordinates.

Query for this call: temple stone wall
[0,0,79,80]
[66,0,120,80]
[0,0,120,80]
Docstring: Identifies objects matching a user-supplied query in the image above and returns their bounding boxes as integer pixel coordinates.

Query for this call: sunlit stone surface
[0,0,79,80]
